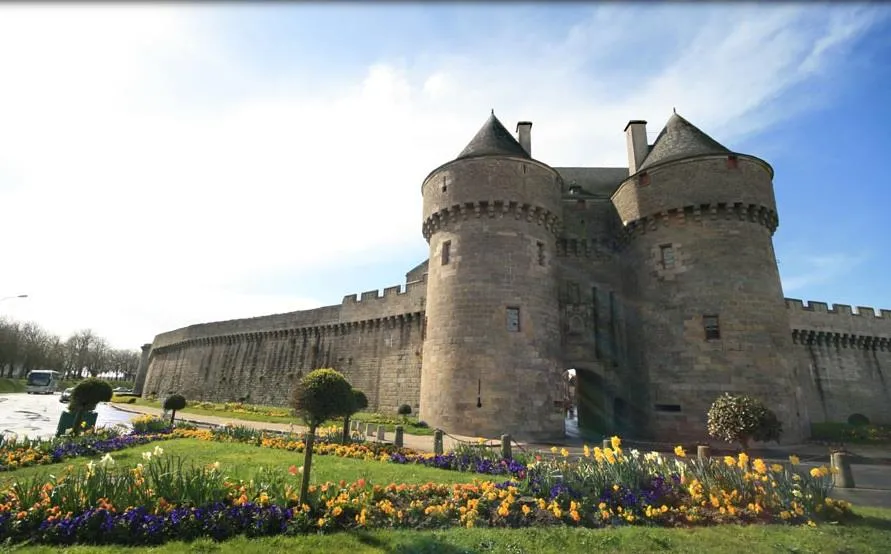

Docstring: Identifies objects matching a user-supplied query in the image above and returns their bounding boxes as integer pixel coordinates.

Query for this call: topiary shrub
[397,403,412,424]
[341,388,370,445]
[291,368,356,504]
[847,413,870,427]
[68,378,113,435]
[163,394,187,425]
[707,392,783,451]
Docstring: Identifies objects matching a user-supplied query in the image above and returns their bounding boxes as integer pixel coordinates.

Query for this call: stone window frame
[652,242,686,279]
[703,314,721,341]
[506,306,521,332]
[537,241,546,266]
[441,240,451,265]
[659,244,676,269]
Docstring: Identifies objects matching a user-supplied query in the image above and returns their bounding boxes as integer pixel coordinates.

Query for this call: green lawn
[10,506,891,553]
[0,378,25,393]
[0,438,480,488]
[113,397,434,435]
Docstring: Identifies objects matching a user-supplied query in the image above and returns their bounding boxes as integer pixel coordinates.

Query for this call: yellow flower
[610,436,621,450]
[674,445,686,458]
[738,452,749,467]
[789,455,800,465]
[522,505,531,516]
[583,445,591,458]
[724,455,736,467]
[770,463,784,473]
[560,448,569,458]
[752,459,768,474]
[550,446,558,454]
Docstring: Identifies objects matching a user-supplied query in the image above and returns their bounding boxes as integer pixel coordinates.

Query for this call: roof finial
[491,108,494,116]
[673,107,677,114]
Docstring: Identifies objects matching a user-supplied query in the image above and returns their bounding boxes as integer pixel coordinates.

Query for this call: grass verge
[0,378,26,393]
[113,398,434,435]
[0,437,480,488]
[10,506,891,553]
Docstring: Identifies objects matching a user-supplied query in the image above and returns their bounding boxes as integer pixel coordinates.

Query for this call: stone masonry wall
[786,299,891,425]
[141,277,427,413]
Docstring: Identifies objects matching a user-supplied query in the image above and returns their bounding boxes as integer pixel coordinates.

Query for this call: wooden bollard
[395,425,404,448]
[697,445,711,462]
[831,451,856,488]
[434,429,444,456]
[501,434,512,459]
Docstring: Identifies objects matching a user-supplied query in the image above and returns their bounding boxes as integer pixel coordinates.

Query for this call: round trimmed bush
[291,368,355,429]
[707,392,783,450]
[398,403,412,416]
[69,378,113,413]
[352,389,369,413]
[163,394,187,411]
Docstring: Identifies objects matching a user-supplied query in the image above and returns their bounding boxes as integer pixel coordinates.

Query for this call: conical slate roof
[456,112,531,160]
[638,112,731,171]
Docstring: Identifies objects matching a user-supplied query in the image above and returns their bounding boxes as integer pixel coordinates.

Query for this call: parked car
[59,387,74,403]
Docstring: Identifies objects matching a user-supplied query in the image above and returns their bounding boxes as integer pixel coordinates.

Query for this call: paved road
[0,392,133,439]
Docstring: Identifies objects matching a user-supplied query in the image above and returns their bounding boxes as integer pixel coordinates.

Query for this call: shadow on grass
[351,530,475,554]
[848,513,891,532]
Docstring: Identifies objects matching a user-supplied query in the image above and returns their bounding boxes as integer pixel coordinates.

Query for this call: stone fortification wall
[786,299,891,425]
[141,277,427,413]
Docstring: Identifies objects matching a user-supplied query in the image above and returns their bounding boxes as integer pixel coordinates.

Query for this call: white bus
[25,370,62,394]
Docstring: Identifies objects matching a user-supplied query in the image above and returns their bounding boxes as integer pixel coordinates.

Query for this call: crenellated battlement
[341,276,427,305]
[785,298,891,339]
[422,200,561,241]
[785,298,891,319]
[616,202,778,247]
[150,310,425,355]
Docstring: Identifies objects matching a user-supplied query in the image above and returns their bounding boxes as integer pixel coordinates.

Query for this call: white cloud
[0,4,883,349]
[781,253,871,294]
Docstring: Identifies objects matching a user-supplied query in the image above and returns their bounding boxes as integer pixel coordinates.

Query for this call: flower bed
[0,437,854,546]
[1,427,175,473]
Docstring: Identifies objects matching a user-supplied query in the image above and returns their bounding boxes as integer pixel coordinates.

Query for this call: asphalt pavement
[0,392,133,439]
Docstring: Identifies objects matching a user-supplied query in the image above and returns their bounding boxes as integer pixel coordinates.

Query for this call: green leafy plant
[397,403,412,424]
[707,393,783,451]
[68,379,113,435]
[291,368,356,503]
[163,394,187,425]
[341,389,369,444]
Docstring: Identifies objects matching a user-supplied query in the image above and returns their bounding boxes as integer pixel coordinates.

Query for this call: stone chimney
[516,121,532,156]
[624,120,649,174]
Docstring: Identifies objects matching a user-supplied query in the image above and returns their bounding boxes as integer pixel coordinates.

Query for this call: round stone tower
[419,113,565,440]
[612,113,804,443]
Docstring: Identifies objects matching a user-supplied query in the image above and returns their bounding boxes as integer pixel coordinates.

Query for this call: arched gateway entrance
[565,366,635,440]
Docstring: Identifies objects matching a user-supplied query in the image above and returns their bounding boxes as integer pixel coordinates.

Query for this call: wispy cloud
[781,252,871,293]
[0,4,885,347]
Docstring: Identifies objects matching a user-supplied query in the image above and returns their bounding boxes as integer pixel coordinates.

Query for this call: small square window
[660,244,675,268]
[537,241,545,266]
[639,172,650,186]
[727,155,739,169]
[506,307,520,332]
[703,315,721,340]
[441,241,451,265]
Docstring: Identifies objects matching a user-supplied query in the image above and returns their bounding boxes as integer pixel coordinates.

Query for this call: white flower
[630,449,641,460]
[136,463,144,471]
[153,445,164,456]
[142,451,152,461]
[98,453,115,468]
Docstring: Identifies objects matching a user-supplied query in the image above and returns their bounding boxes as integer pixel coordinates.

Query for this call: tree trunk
[170,409,177,426]
[342,417,351,444]
[299,427,316,505]
[72,409,83,436]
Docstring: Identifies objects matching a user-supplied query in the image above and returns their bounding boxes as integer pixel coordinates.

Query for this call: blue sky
[0,3,889,348]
